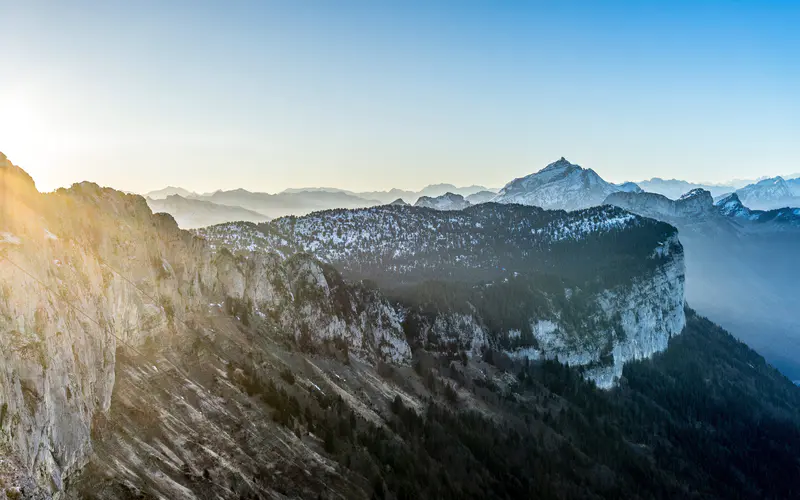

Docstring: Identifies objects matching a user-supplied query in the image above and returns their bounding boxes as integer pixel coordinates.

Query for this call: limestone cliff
[0,156,408,497]
[199,205,688,390]
[1,152,687,497]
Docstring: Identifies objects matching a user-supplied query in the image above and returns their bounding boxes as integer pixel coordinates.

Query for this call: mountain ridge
[733,176,800,210]
[1,152,800,499]
[196,202,686,388]
[145,194,271,229]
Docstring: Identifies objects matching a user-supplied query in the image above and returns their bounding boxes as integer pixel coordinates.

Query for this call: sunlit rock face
[0,152,687,496]
[0,159,411,497]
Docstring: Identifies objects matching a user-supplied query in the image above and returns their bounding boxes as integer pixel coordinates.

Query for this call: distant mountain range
[143,159,800,230]
[636,178,735,199]
[144,186,198,199]
[146,195,269,229]
[189,189,380,219]
[143,183,496,224]
[256,183,494,205]
[731,176,800,210]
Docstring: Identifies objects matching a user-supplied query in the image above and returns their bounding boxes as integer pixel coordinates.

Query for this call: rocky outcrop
[502,234,685,388]
[0,153,689,496]
[606,189,800,231]
[604,188,716,221]
[0,162,410,497]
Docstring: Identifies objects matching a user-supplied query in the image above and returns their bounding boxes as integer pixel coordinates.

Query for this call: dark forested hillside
[301,309,800,499]
[71,309,800,500]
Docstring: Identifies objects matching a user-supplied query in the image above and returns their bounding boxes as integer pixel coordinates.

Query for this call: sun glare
[0,91,56,190]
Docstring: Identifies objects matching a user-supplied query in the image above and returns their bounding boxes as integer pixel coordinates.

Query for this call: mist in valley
[680,230,800,381]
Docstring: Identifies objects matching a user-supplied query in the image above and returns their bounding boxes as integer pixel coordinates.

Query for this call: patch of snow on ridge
[534,212,638,242]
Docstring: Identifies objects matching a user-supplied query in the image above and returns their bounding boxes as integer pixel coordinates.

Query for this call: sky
[0,0,799,194]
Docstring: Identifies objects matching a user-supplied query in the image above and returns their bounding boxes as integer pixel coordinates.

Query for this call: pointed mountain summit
[714,193,749,217]
[493,157,624,210]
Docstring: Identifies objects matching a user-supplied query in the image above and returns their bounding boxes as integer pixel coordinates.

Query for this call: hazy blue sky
[1,0,798,193]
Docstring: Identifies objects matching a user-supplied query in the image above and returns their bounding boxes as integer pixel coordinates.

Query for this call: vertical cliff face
[1,155,687,497]
[489,234,686,388]
[199,206,688,390]
[0,173,209,495]
[0,163,410,497]
[591,234,686,387]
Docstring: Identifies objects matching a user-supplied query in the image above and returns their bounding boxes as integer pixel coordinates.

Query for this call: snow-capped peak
[714,193,749,217]
[678,188,709,201]
[493,158,628,211]
[539,157,574,173]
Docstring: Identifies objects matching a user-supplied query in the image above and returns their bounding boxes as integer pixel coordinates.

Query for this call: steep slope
[787,177,800,196]
[715,193,800,227]
[413,192,470,210]
[3,152,800,499]
[493,158,625,210]
[67,309,800,500]
[146,195,270,228]
[0,155,409,497]
[197,203,686,388]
